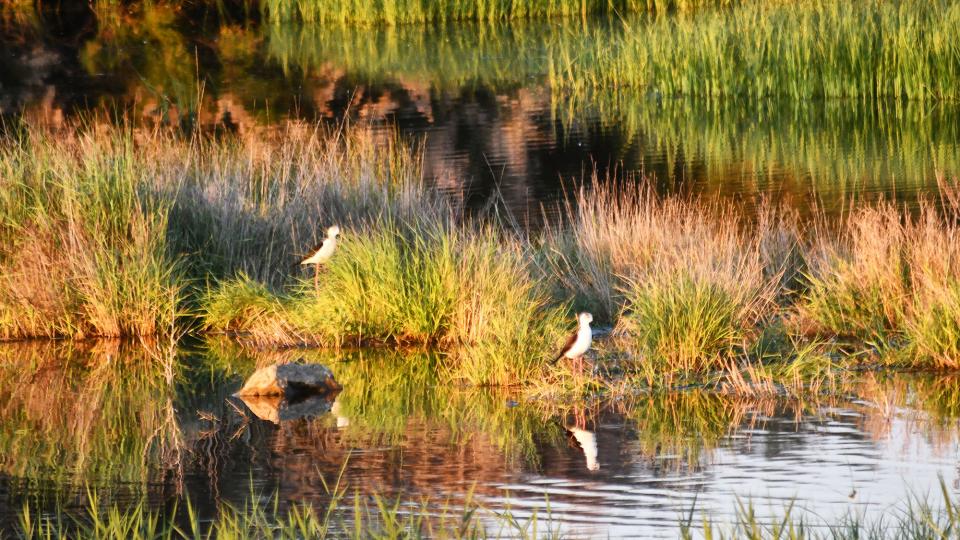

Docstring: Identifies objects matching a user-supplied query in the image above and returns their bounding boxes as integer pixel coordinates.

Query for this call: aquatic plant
[258,0,735,25]
[203,220,568,384]
[799,196,960,367]
[0,128,184,340]
[543,181,784,374]
[552,0,960,101]
[681,479,960,540]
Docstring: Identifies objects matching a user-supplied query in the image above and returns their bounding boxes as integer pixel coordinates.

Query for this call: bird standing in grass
[553,312,593,375]
[298,225,340,290]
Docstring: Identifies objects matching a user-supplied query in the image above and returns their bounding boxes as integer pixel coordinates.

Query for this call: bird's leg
[314,264,319,293]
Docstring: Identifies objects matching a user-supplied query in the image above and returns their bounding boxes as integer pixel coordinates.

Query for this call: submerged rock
[236,361,341,398]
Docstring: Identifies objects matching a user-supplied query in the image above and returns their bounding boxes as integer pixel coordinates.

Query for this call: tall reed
[0,128,183,339]
[552,0,960,101]
[259,0,735,25]
[542,181,788,374]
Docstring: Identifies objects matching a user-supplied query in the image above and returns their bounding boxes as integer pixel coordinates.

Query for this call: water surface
[2,4,959,224]
[1,341,958,537]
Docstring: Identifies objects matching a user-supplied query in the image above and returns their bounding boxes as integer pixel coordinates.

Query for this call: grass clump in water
[0,128,183,340]
[621,274,750,374]
[799,197,960,366]
[544,181,783,376]
[799,207,909,345]
[204,220,567,385]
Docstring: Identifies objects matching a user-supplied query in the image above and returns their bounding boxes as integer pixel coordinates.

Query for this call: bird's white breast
[565,325,592,359]
[304,237,337,265]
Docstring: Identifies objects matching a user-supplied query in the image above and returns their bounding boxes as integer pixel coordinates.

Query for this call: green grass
[553,0,960,101]
[621,274,751,374]
[258,0,736,25]
[682,479,960,540]
[14,482,561,539]
[0,128,184,339]
[6,120,960,376]
[203,220,568,385]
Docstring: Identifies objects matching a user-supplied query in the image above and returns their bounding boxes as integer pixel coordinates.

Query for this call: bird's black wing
[551,331,578,364]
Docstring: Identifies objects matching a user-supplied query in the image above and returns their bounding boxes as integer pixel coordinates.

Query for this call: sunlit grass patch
[545,181,782,375]
[621,274,751,374]
[799,207,909,345]
[0,127,184,340]
[553,0,960,101]
[258,0,733,25]
[202,219,568,384]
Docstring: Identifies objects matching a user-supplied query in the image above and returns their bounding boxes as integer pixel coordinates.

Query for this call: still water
[0,341,958,537]
[3,4,960,223]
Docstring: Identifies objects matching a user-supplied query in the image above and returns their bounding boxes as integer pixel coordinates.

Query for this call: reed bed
[552,0,960,101]
[542,181,789,377]
[0,129,183,340]
[259,0,736,25]
[797,188,960,369]
[202,221,568,385]
[5,121,960,378]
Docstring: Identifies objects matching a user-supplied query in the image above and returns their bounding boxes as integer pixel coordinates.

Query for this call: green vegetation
[0,130,183,339]
[682,479,960,539]
[553,0,960,101]
[15,484,558,539]
[259,0,734,25]
[798,198,960,369]
[4,122,960,379]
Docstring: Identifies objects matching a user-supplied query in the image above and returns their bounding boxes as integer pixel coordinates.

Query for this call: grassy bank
[4,122,960,381]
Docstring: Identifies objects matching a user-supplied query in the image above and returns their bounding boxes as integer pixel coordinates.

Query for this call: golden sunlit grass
[4,121,960,379]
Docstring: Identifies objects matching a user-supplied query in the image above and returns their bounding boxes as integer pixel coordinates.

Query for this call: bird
[552,312,593,375]
[297,225,340,289]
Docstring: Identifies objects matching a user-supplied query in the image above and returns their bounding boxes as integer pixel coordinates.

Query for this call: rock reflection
[236,394,337,424]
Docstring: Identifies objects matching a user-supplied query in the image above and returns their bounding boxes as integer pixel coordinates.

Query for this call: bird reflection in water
[565,406,599,471]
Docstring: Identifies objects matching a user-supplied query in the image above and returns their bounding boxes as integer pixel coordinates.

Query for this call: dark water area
[1,341,959,537]
[3,3,960,225]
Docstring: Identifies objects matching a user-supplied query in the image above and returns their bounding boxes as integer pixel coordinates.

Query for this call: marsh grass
[0,128,183,340]
[798,192,960,368]
[258,0,736,25]
[15,481,560,540]
[7,120,960,378]
[553,0,960,101]
[203,219,568,385]
[543,181,783,376]
[681,478,960,540]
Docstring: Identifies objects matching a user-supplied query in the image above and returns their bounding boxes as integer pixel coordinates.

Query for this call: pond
[1,341,958,537]
[3,3,960,537]
[3,4,960,225]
